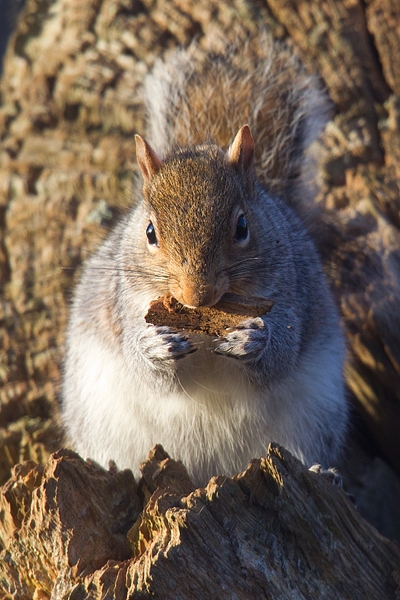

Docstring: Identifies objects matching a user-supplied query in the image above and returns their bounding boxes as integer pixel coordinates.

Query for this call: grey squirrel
[62,34,348,485]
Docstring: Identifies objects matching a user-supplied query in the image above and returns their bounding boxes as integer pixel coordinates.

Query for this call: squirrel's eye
[146,221,157,245]
[235,214,248,242]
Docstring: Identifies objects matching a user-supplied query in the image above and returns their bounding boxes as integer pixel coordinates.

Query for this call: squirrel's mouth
[170,281,228,309]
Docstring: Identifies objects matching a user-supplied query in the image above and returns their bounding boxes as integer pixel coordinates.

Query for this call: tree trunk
[1,445,400,599]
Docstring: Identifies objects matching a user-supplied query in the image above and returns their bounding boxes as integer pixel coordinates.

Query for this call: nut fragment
[144,293,274,337]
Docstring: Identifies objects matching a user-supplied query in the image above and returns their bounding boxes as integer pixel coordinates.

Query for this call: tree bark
[1,445,400,600]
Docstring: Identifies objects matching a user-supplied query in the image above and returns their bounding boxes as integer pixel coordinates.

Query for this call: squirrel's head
[135,126,256,308]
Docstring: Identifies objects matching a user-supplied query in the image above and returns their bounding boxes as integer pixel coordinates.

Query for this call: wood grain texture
[1,446,400,599]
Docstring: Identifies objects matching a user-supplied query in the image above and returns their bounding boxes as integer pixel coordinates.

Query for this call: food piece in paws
[144,293,274,337]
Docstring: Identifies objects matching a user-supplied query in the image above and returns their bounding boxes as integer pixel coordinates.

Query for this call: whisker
[175,372,206,408]
[60,265,170,278]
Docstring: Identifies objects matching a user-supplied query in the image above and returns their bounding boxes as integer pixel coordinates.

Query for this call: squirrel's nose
[180,283,216,308]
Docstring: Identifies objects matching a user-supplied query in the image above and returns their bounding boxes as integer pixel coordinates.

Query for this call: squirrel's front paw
[140,326,197,366]
[214,317,269,361]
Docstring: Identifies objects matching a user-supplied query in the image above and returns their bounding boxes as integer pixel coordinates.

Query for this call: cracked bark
[1,445,400,599]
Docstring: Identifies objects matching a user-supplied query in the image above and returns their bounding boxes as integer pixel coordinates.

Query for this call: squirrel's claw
[139,326,198,366]
[213,319,269,361]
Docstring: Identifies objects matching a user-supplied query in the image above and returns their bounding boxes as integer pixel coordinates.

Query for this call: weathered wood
[1,445,399,599]
[0,449,140,599]
[366,0,400,96]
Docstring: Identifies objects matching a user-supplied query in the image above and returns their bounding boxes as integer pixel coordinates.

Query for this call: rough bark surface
[1,0,400,595]
[1,445,400,600]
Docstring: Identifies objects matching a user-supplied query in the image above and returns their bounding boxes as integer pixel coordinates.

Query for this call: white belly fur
[63,331,345,486]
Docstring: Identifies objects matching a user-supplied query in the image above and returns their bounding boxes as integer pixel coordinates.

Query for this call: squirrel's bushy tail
[144,32,329,213]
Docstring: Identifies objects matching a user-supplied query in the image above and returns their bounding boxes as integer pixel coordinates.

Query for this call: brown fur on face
[145,145,251,306]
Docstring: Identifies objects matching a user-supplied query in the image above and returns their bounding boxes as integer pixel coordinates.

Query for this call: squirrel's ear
[227,125,254,172]
[135,135,162,186]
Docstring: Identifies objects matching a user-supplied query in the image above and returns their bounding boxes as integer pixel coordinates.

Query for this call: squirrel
[62,33,348,485]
